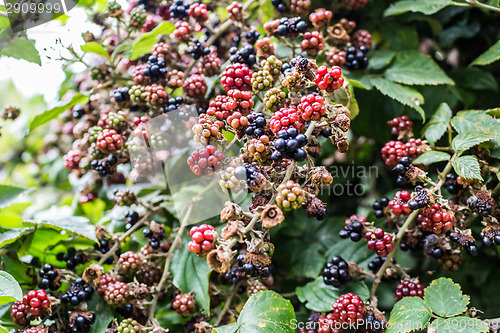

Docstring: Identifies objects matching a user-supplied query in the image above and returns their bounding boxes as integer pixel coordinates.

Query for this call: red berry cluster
[188,224,216,255]
[389,115,413,136]
[381,138,423,168]
[192,114,222,145]
[207,95,237,120]
[314,65,344,92]
[309,8,333,29]
[172,21,193,43]
[417,204,454,234]
[327,48,346,67]
[317,313,341,333]
[388,190,412,216]
[365,228,394,257]
[226,1,243,21]
[96,129,123,153]
[200,47,222,77]
[227,89,254,115]
[183,74,207,98]
[11,290,51,326]
[132,64,148,84]
[221,63,252,91]
[300,31,324,56]
[118,251,142,276]
[187,145,224,176]
[144,83,168,105]
[188,2,208,21]
[270,106,304,134]
[331,293,366,324]
[297,93,327,121]
[344,0,368,10]
[165,69,184,88]
[151,42,170,59]
[395,280,425,300]
[173,293,196,317]
[64,149,82,170]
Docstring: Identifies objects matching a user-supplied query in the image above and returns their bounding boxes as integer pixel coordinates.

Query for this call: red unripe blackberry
[96,129,123,153]
[256,38,275,58]
[173,293,196,317]
[290,0,310,16]
[381,138,424,168]
[188,224,216,255]
[417,204,454,234]
[172,21,193,43]
[344,0,368,10]
[388,115,413,136]
[183,74,207,99]
[64,149,82,170]
[13,289,50,325]
[314,65,344,92]
[200,47,222,77]
[395,280,425,300]
[10,301,29,327]
[317,313,341,333]
[25,328,48,333]
[96,274,118,296]
[331,293,366,324]
[388,190,412,216]
[226,1,243,21]
[187,145,224,176]
[365,228,394,257]
[118,251,142,276]
[137,263,161,285]
[103,281,130,306]
[221,63,252,91]
[165,69,184,89]
[188,2,208,21]
[270,106,304,134]
[297,93,327,121]
[309,8,333,29]
[227,89,254,115]
[227,112,249,130]
[192,114,222,145]
[151,42,171,60]
[207,95,237,120]
[327,48,346,67]
[300,31,324,56]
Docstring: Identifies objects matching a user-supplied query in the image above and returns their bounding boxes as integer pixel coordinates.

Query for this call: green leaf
[424,277,469,317]
[296,277,369,312]
[289,242,324,279]
[30,93,89,131]
[81,42,109,58]
[130,21,175,60]
[387,297,432,333]
[413,151,451,165]
[450,68,498,91]
[0,214,23,228]
[214,291,295,333]
[0,38,41,65]
[0,185,28,209]
[325,239,375,269]
[371,78,425,120]
[384,0,453,16]
[0,228,31,248]
[368,50,397,70]
[452,156,483,181]
[424,103,452,144]
[471,40,500,66]
[0,271,23,305]
[380,22,418,50]
[87,296,114,333]
[431,317,489,333]
[0,325,9,333]
[21,216,97,242]
[451,110,500,138]
[385,51,454,86]
[171,244,212,314]
[452,133,492,152]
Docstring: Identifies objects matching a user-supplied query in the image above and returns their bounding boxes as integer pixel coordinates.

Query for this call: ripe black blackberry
[56,247,84,269]
[73,104,85,119]
[164,96,184,113]
[467,193,493,217]
[236,253,272,278]
[322,256,351,287]
[290,56,310,72]
[373,197,389,218]
[61,278,94,306]
[170,0,189,19]
[479,226,500,247]
[362,313,387,333]
[143,225,166,250]
[188,40,210,60]
[38,264,60,290]
[339,216,365,242]
[68,312,96,333]
[444,173,464,195]
[244,30,260,44]
[112,87,130,103]
[423,234,444,259]
[368,256,386,273]
[125,211,139,230]
[229,44,257,67]
[394,156,412,186]
[271,0,287,12]
[271,128,308,162]
[143,55,167,82]
[223,265,246,285]
[94,238,121,264]
[346,46,369,70]
[233,164,263,192]
[411,185,430,209]
[245,112,267,138]
[117,304,134,318]
[91,155,117,177]
[450,232,478,256]
[276,17,308,36]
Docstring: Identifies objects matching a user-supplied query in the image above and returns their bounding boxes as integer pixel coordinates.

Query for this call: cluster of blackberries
[73,105,85,119]
[290,56,310,72]
[394,156,412,185]
[170,0,188,19]
[450,233,478,256]
[318,127,333,138]
[68,312,96,333]
[94,238,120,264]
[346,46,369,70]
[368,256,386,274]
[124,211,139,230]
[229,44,257,67]
[271,0,287,12]
[233,164,260,190]
[91,155,117,177]
[223,265,247,285]
[38,264,60,290]
[143,55,167,82]
[236,254,271,278]
[164,96,184,113]
[117,304,134,318]
[143,227,166,250]
[322,256,351,287]
[444,173,464,195]
[56,247,84,269]
[467,195,493,217]
[479,228,500,247]
[423,234,444,259]
[339,215,365,242]
[276,17,308,36]
[61,278,94,306]
[271,128,308,162]
[373,197,389,218]
[113,87,130,103]
[244,30,260,44]
[188,40,210,60]
[409,185,430,210]
[245,112,267,138]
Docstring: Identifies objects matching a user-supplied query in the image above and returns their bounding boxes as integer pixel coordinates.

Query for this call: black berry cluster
[236,254,271,278]
[368,256,386,274]
[410,185,430,210]
[124,211,139,230]
[188,40,210,60]
[245,112,267,138]
[56,247,85,269]
[112,87,130,103]
[91,155,117,177]
[276,17,308,36]
[223,265,247,285]
[373,197,389,218]
[61,278,94,306]
[394,156,412,186]
[467,194,493,217]
[423,234,444,259]
[346,46,369,70]
[143,226,166,250]
[229,44,257,67]
[38,264,60,290]
[94,238,120,264]
[233,164,261,191]
[271,0,287,12]
[450,233,478,256]
[479,227,500,247]
[73,104,85,119]
[339,215,366,242]
[322,256,351,287]
[143,55,167,82]
[68,312,96,333]
[271,128,308,162]
[444,173,464,195]
[170,0,189,19]
[244,30,260,44]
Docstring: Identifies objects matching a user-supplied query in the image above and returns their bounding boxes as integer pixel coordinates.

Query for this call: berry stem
[460,0,500,13]
[214,282,239,326]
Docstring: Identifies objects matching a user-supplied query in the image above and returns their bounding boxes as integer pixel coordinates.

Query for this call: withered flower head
[334,114,351,132]
[328,23,350,45]
[261,205,285,228]
[221,220,244,240]
[243,252,272,267]
[83,264,103,283]
[306,197,327,220]
[220,201,241,221]
[335,137,349,153]
[207,247,231,273]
